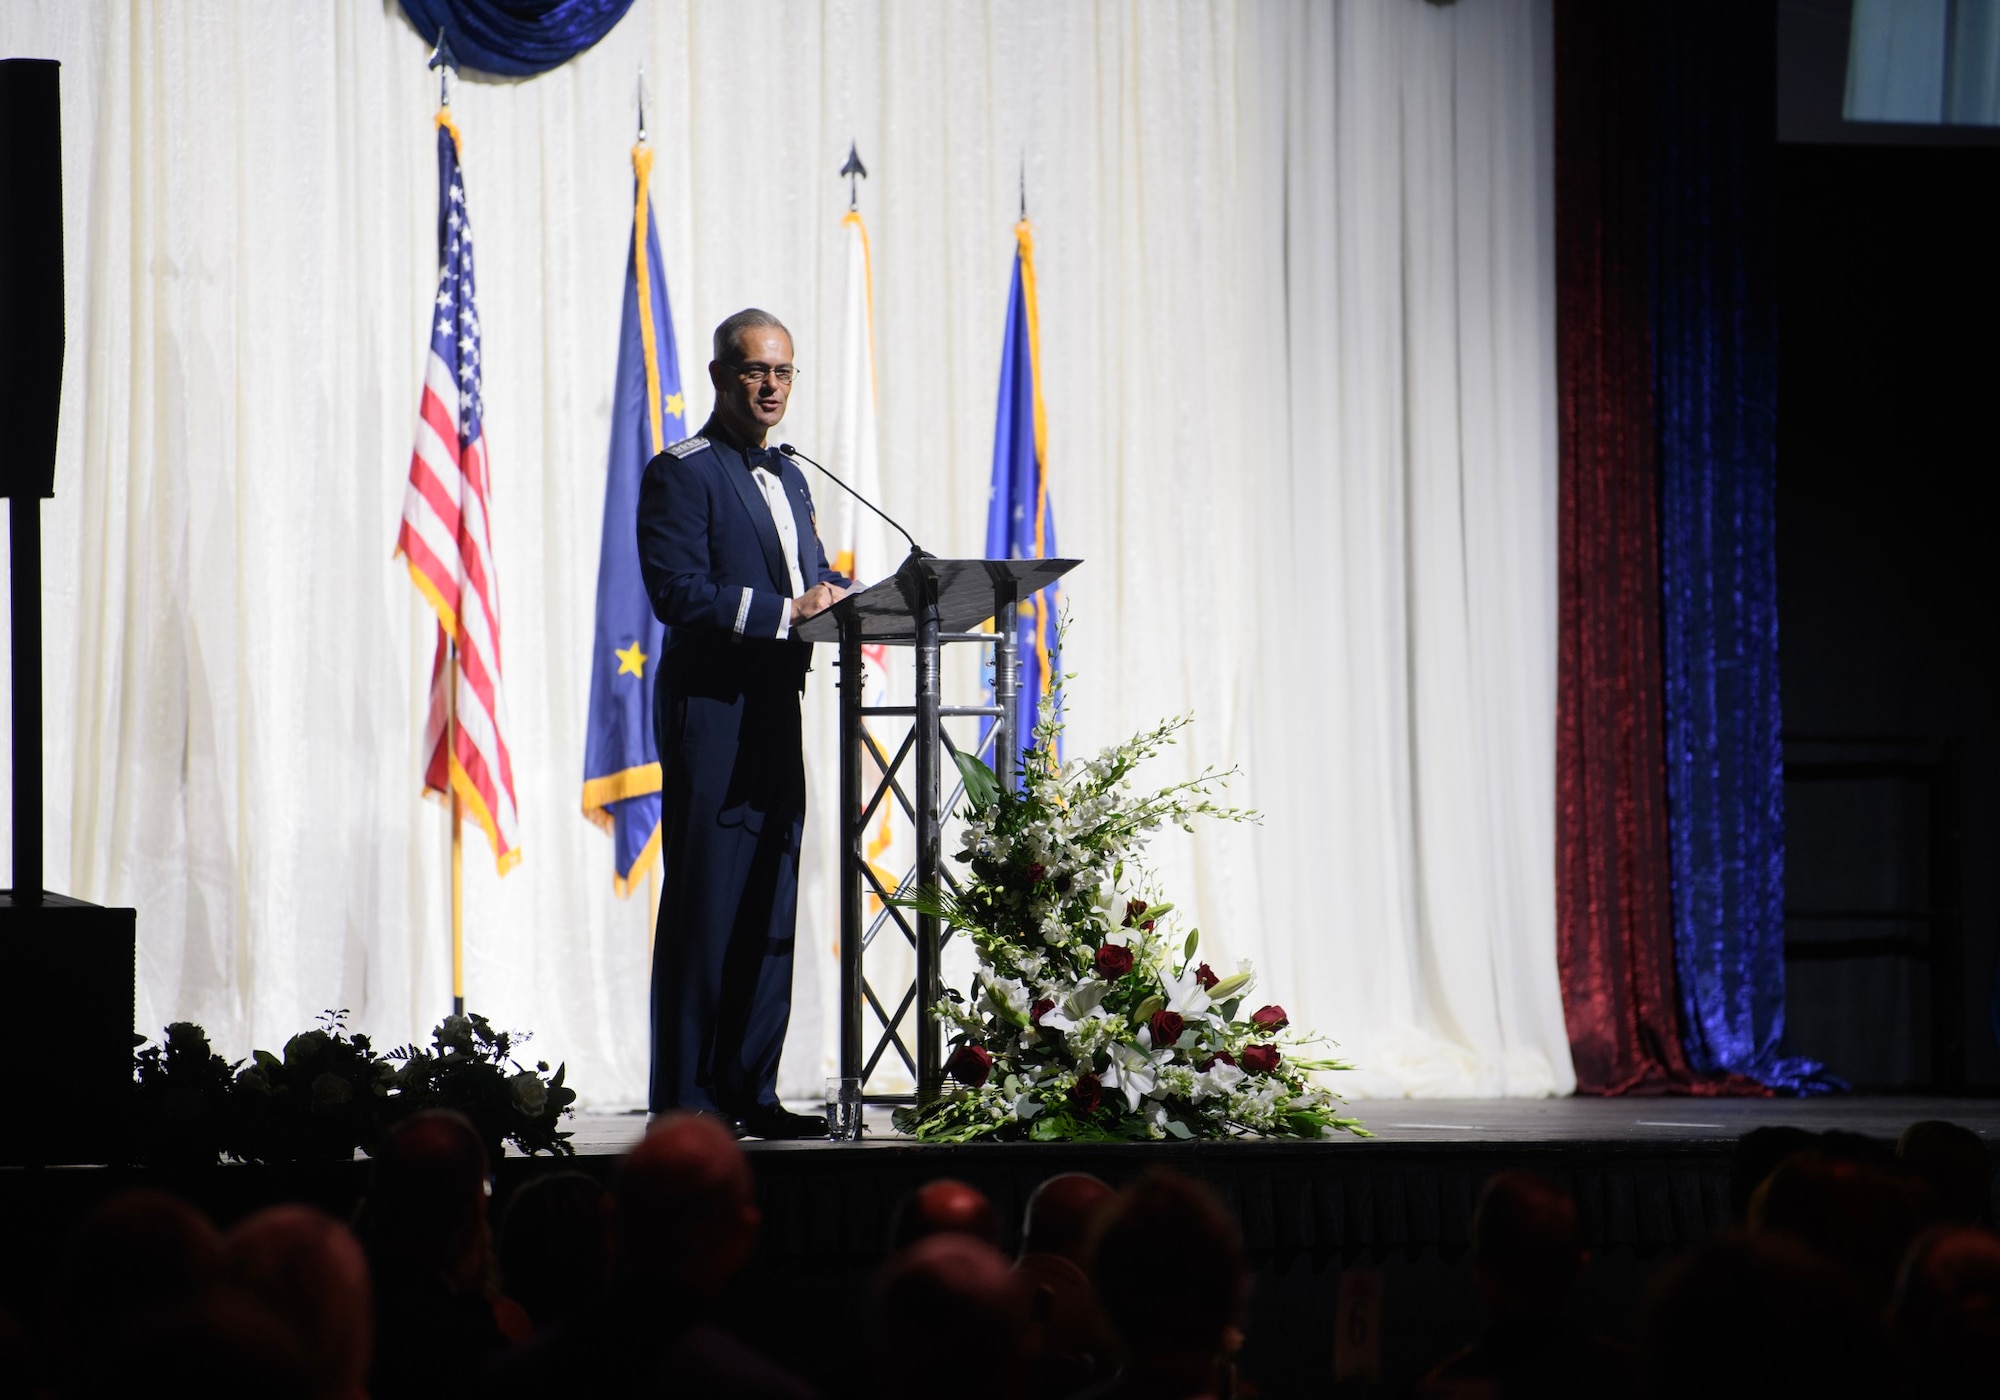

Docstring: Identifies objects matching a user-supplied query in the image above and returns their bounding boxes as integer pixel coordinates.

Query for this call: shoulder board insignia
[665,435,708,459]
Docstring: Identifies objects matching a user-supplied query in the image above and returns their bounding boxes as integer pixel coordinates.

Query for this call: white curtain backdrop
[1,0,1572,1107]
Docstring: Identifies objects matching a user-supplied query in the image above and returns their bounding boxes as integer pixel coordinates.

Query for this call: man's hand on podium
[790,581,848,624]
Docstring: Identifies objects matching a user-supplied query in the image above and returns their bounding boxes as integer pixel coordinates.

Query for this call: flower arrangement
[131,1010,576,1167]
[892,691,1369,1144]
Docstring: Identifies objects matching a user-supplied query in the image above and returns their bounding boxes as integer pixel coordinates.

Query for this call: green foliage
[953,748,1001,811]
[378,1012,578,1162]
[127,1010,577,1168]
[230,1010,397,1163]
[131,1022,243,1170]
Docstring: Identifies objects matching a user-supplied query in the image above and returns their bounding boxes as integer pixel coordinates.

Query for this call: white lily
[984,976,1031,1026]
[1103,1040,1158,1112]
[1163,965,1213,1019]
[1090,880,1119,930]
[1039,980,1109,1034]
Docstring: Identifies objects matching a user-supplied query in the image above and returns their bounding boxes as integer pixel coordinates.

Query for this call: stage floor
[563,1092,2000,1155]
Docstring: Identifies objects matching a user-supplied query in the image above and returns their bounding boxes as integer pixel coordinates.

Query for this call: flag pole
[638,74,662,961]
[449,646,465,1016]
[431,26,466,1019]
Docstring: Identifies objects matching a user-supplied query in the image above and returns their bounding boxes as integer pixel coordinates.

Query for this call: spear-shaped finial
[840,141,868,211]
[637,67,649,142]
[1019,153,1027,221]
[427,27,458,107]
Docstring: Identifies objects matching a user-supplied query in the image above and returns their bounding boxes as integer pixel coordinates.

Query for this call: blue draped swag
[1652,2,1835,1093]
[398,0,636,78]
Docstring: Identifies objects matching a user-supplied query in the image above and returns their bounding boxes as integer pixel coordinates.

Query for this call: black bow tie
[747,446,782,474]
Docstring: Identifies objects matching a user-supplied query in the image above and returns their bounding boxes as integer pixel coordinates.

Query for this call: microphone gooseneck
[778,442,923,562]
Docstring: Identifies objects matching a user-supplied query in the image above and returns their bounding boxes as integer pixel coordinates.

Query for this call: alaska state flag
[985,219,1062,781]
[582,144,685,895]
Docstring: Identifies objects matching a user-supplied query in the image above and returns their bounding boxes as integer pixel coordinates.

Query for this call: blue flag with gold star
[985,219,1062,783]
[582,144,684,895]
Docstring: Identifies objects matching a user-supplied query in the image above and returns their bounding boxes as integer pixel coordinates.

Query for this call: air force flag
[582,143,685,894]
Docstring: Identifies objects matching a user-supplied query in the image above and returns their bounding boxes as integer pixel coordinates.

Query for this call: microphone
[778,443,925,563]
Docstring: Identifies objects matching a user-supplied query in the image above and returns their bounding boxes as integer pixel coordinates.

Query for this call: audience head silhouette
[869,1232,1025,1400]
[362,1109,491,1288]
[1891,1223,2000,1391]
[1015,1172,1117,1394]
[1021,1172,1113,1262]
[1729,1124,1817,1222]
[1092,1169,1246,1393]
[1749,1149,1934,1306]
[1899,1119,1992,1226]
[891,1177,1000,1249]
[55,1192,332,1399]
[1472,1171,1584,1316]
[614,1111,760,1295]
[55,1188,223,1364]
[225,1205,372,1400]
[1646,1228,1891,1398]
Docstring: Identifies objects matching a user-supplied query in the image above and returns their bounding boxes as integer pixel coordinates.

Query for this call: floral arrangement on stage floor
[130,1010,576,1168]
[893,692,1369,1144]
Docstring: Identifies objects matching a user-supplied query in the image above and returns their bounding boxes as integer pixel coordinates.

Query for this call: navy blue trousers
[649,682,804,1114]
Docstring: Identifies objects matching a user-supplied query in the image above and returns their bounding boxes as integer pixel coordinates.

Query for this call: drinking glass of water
[824,1076,863,1140]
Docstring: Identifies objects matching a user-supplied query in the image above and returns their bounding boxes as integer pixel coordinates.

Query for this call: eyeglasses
[730,362,799,386]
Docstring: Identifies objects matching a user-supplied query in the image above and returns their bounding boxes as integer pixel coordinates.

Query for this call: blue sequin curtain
[1652,1,1833,1093]
[398,0,636,78]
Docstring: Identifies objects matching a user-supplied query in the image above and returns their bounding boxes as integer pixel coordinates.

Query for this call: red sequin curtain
[1554,0,1725,1095]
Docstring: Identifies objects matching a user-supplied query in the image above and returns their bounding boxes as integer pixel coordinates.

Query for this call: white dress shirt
[753,456,805,638]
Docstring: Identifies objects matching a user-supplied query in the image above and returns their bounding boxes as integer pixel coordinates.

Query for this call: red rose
[1094,943,1134,979]
[1241,1044,1281,1076]
[1069,1073,1103,1114]
[1148,1010,1185,1048]
[947,1043,993,1088]
[1194,963,1219,990]
[1198,1050,1236,1072]
[1124,897,1149,928]
[1027,862,1046,881]
[1030,998,1054,1027]
[1250,1004,1290,1032]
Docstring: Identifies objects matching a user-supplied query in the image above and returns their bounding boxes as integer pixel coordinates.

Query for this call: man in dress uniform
[637,308,847,1137]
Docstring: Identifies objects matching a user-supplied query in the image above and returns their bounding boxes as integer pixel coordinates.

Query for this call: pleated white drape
[1,0,1571,1106]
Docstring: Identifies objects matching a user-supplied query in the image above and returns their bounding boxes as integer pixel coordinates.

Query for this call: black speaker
[0,58,65,501]
[0,895,136,1164]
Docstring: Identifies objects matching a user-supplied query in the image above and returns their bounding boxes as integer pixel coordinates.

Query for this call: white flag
[829,210,890,591]
[838,208,919,1084]
[830,207,907,901]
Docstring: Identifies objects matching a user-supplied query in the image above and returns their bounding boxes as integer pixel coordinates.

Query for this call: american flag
[396,115,522,874]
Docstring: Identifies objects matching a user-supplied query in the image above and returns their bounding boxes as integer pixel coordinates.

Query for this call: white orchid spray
[892,678,1369,1144]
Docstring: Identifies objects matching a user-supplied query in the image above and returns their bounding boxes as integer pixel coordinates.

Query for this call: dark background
[1774,1,1998,1087]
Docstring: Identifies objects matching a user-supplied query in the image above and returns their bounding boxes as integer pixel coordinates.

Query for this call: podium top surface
[795,556,1079,643]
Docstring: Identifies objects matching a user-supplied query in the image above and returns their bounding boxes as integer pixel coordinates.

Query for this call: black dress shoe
[736,1104,829,1140]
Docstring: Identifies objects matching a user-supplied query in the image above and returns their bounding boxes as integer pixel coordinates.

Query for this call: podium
[798,554,1078,1102]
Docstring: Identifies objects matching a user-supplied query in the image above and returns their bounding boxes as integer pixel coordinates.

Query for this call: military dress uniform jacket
[636,426,845,698]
